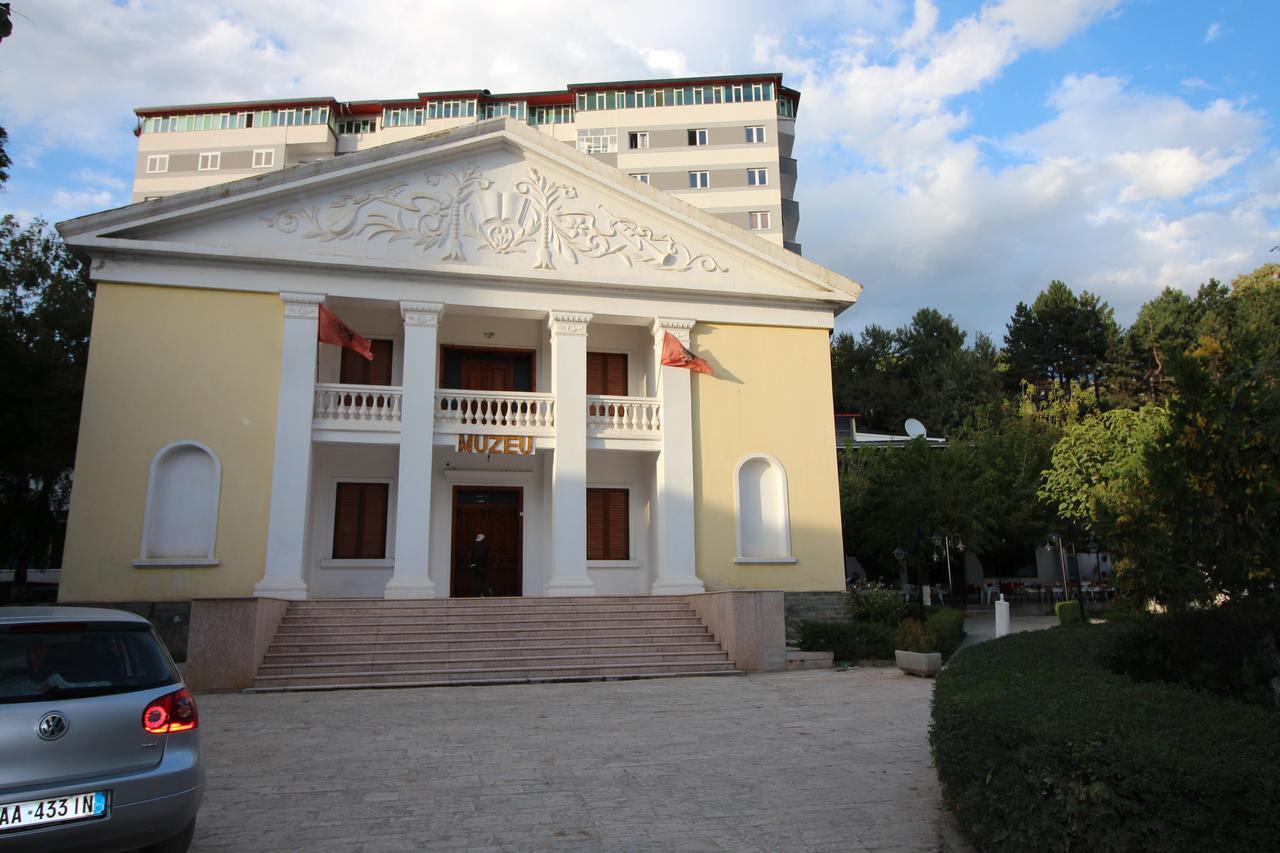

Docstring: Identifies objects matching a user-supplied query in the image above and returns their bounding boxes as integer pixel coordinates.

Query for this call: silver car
[0,607,202,853]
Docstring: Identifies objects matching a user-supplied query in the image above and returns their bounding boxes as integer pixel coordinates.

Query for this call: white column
[255,292,324,599]
[385,301,443,599]
[545,310,595,597]
[650,318,705,595]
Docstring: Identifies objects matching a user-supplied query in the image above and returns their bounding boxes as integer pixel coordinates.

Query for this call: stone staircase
[248,596,740,692]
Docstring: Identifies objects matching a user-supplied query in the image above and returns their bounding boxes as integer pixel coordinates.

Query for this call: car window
[0,623,178,703]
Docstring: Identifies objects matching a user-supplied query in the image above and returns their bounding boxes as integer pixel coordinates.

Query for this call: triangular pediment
[59,119,861,307]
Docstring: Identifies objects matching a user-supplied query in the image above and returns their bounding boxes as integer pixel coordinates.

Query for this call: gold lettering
[520,436,533,455]
[457,434,473,453]
[504,436,518,454]
[487,436,502,454]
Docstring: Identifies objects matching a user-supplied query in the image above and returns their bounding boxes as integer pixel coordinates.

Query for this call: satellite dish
[904,418,927,439]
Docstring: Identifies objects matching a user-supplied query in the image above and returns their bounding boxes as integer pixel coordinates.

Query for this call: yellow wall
[59,283,282,602]
[692,323,844,592]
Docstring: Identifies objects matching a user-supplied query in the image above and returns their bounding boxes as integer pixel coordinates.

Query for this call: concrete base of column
[384,579,437,599]
[251,580,308,600]
[651,577,706,596]
[545,577,596,597]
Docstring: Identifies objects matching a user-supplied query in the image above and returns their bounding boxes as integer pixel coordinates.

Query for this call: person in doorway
[470,533,492,597]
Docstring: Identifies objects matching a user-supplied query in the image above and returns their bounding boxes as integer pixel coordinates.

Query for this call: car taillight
[142,688,199,734]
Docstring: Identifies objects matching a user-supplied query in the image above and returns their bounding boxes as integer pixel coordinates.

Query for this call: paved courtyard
[189,669,943,852]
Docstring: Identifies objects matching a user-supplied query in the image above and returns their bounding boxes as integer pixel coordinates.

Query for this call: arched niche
[734,454,794,563]
[135,440,222,567]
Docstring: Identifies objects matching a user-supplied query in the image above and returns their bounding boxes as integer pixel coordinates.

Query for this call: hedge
[1055,600,1084,625]
[794,619,896,662]
[926,607,965,658]
[931,623,1280,852]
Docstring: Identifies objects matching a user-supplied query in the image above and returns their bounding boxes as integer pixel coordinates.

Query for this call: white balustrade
[435,390,555,435]
[586,395,662,438]
[313,383,403,430]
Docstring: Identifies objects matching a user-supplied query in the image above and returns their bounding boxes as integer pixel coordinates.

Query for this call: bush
[931,624,1280,852]
[926,608,965,658]
[1105,604,1280,709]
[896,619,938,653]
[847,581,908,626]
[1055,600,1084,625]
[795,619,897,662]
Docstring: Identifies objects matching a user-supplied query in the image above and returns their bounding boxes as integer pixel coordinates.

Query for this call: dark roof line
[134,73,798,118]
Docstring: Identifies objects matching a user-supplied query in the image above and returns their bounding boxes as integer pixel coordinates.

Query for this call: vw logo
[37,712,69,741]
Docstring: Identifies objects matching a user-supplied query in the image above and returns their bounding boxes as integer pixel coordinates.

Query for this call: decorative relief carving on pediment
[265,165,728,274]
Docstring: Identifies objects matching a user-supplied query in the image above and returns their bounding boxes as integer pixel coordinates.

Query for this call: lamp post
[893,546,907,594]
[932,533,964,607]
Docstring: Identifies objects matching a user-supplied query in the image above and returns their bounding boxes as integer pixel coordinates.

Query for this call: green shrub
[896,619,938,653]
[931,624,1280,852]
[926,608,965,658]
[1055,600,1084,625]
[795,619,897,662]
[847,581,908,626]
[1105,604,1279,709]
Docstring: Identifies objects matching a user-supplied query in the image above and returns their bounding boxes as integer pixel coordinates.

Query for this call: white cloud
[0,0,1275,339]
[51,188,116,211]
[1204,22,1223,43]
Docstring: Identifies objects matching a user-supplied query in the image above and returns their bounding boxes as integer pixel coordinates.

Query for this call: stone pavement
[190,670,943,852]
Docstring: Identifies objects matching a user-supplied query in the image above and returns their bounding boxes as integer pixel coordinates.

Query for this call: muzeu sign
[456,435,535,455]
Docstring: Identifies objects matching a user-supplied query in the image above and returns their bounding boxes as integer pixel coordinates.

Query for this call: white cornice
[548,310,592,337]
[400,301,443,327]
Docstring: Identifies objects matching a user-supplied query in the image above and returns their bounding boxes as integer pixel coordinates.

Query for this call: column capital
[280,291,325,319]
[654,317,696,345]
[548,310,592,337]
[401,301,444,327]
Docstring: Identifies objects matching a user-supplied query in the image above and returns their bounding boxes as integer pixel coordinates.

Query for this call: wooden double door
[450,487,522,597]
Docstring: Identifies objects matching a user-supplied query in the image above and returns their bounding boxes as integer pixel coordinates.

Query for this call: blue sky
[2,0,1277,339]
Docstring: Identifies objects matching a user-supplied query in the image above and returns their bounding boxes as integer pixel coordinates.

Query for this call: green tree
[0,216,94,599]
[831,309,1001,437]
[0,127,11,188]
[1004,280,1121,400]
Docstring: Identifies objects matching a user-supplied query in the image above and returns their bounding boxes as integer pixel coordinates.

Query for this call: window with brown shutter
[586,352,627,396]
[339,339,393,386]
[587,488,629,561]
[332,482,389,559]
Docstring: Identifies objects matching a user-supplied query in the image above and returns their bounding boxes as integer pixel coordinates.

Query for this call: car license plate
[0,791,107,832]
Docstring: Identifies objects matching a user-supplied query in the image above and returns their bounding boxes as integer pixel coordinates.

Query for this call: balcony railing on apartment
[313,383,403,430]
[586,395,661,438]
[312,385,662,440]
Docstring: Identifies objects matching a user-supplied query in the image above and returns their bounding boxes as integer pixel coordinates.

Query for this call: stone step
[292,595,679,607]
[271,624,710,642]
[244,669,744,693]
[263,641,724,665]
[252,659,739,688]
[274,616,705,633]
[279,605,696,620]
[276,612,706,625]
[264,630,716,654]
[257,650,732,676]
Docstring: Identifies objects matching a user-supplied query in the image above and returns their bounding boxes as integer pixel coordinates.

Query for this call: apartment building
[131,74,802,252]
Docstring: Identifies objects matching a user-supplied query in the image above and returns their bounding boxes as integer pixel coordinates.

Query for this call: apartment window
[745,126,766,144]
[530,105,573,125]
[337,119,376,135]
[630,173,650,185]
[587,488,630,561]
[252,149,275,169]
[747,168,768,186]
[749,211,771,230]
[687,128,708,146]
[197,152,220,171]
[689,171,709,189]
[576,128,618,154]
[628,131,649,150]
[332,482,389,560]
[587,352,628,396]
[145,154,169,174]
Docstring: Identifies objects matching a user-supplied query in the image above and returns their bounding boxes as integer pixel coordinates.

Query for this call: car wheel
[139,818,196,853]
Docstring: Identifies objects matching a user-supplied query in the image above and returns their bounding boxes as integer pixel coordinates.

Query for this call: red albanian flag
[318,304,373,361]
[661,331,714,375]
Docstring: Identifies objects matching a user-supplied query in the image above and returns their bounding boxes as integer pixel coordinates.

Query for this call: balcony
[435,390,555,436]
[586,396,661,439]
[312,386,662,442]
